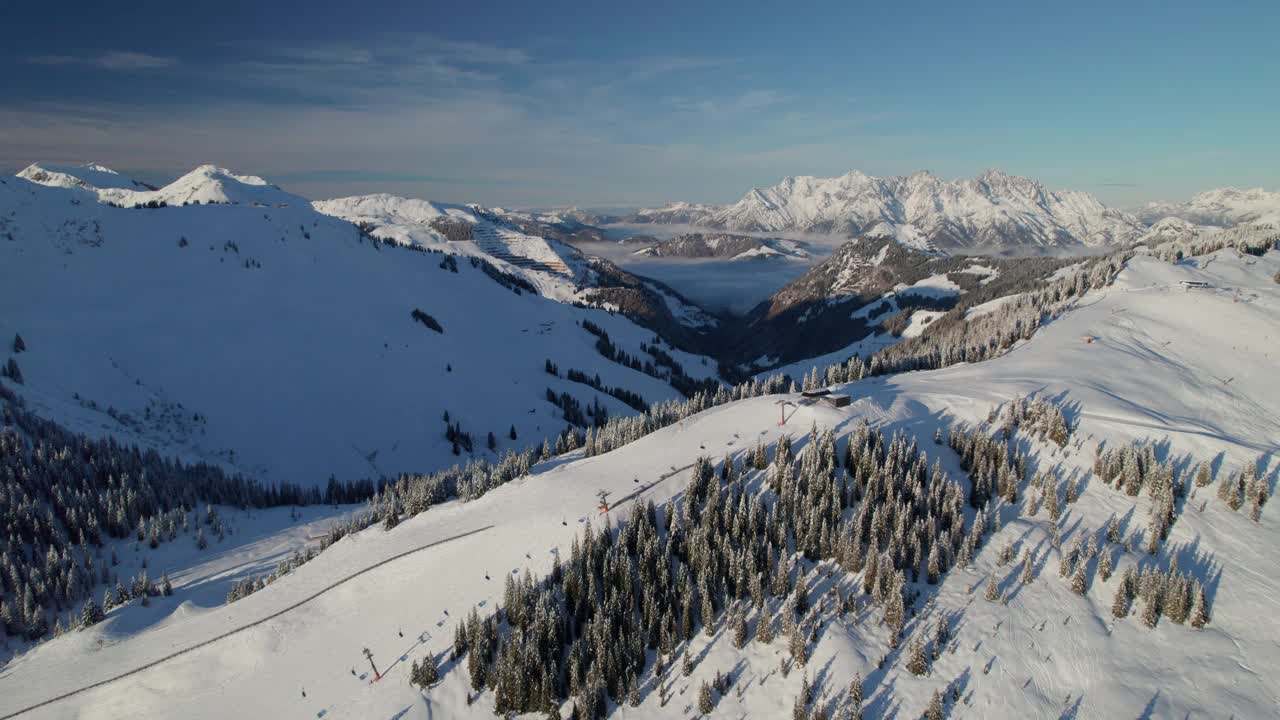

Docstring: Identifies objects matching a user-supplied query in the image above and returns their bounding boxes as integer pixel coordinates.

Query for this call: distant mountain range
[631,233,810,261]
[1135,187,1280,227]
[578,169,1280,252]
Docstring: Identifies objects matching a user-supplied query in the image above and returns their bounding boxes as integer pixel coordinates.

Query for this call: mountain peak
[632,168,1140,249]
[17,162,152,192]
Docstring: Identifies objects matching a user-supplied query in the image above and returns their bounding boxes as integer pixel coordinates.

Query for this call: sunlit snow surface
[2,249,1277,720]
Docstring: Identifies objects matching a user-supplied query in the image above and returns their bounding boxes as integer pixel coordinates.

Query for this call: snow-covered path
[0,526,493,720]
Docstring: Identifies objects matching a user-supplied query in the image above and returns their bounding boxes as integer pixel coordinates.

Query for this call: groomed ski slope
[1,250,1276,719]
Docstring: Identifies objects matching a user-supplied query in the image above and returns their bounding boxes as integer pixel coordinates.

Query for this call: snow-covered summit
[16,162,304,207]
[17,162,154,192]
[629,168,1144,250]
[1137,186,1280,227]
[313,193,474,228]
[106,164,303,207]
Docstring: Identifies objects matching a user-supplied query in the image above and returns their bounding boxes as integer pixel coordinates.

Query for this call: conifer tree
[984,573,1000,602]
[1070,559,1089,595]
[789,623,809,667]
[732,608,748,649]
[926,689,945,720]
[757,615,775,645]
[847,672,863,718]
[905,634,928,675]
[698,680,715,715]
[1193,462,1212,488]
[1190,584,1209,628]
[1218,472,1243,511]
[79,597,103,629]
[933,616,950,659]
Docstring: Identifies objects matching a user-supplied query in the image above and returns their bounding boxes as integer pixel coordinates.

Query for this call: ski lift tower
[775,399,798,426]
[596,489,612,514]
[363,647,380,681]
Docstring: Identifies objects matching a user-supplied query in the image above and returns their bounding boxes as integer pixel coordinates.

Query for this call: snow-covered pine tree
[1190,583,1209,628]
[698,680,714,715]
[732,607,748,649]
[1070,559,1089,595]
[847,672,863,716]
[1218,471,1243,511]
[1111,579,1129,619]
[926,689,945,720]
[905,634,928,675]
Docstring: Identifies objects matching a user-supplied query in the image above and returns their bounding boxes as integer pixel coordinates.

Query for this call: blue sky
[2,0,1276,207]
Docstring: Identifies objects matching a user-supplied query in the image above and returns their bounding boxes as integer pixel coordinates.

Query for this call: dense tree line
[470,256,539,295]
[581,374,791,459]
[579,321,718,399]
[448,420,1008,717]
[0,387,376,642]
[546,389,611,428]
[429,216,474,243]
[564,369,648,413]
[1143,223,1278,262]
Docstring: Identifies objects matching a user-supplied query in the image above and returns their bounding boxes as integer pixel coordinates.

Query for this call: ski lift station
[799,388,852,408]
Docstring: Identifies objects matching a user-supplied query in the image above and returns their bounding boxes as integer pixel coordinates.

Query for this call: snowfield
[3,247,1276,720]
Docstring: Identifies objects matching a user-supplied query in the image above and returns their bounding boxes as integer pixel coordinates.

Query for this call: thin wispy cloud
[26,51,176,71]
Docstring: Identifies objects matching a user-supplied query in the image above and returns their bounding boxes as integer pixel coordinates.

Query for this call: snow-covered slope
[17,162,154,193]
[631,169,1143,250]
[1137,187,1280,227]
[315,193,724,338]
[2,248,1276,720]
[0,173,711,486]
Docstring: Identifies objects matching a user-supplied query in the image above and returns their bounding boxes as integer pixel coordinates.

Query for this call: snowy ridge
[315,193,582,295]
[18,162,305,208]
[631,232,810,261]
[17,162,153,193]
[1137,187,1280,227]
[630,169,1144,250]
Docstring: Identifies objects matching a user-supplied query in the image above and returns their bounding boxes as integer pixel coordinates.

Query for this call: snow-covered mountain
[1136,187,1280,227]
[731,236,1081,369]
[0,166,719,485]
[35,162,307,208]
[17,162,155,193]
[632,232,810,261]
[313,192,723,338]
[626,169,1144,250]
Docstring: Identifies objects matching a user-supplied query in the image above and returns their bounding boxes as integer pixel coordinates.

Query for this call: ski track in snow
[0,526,494,720]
